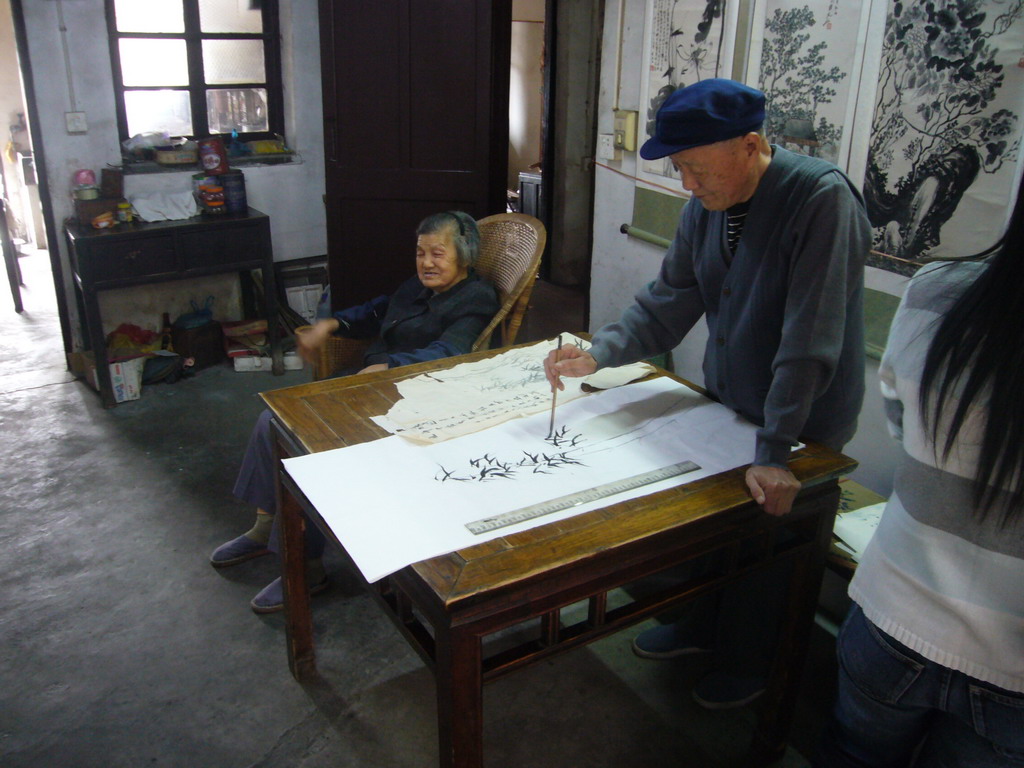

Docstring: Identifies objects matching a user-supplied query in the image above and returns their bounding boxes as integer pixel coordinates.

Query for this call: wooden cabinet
[65,208,282,407]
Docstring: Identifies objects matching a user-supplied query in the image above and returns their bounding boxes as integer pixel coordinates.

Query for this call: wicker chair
[300,212,546,380]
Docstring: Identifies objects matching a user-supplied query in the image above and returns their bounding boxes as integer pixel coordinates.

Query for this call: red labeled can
[197,137,229,174]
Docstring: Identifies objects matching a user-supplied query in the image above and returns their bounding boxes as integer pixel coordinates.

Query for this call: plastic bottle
[160,313,173,350]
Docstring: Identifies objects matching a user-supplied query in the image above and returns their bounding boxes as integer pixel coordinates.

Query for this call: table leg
[749,492,838,763]
[279,472,316,680]
[260,258,284,375]
[435,627,484,768]
[83,286,116,408]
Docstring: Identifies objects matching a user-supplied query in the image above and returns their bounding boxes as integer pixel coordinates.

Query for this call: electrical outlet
[65,111,88,134]
[597,133,616,160]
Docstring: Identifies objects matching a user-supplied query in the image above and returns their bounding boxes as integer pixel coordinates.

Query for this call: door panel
[320,0,511,307]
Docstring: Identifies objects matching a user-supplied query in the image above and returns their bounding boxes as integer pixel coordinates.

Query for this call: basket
[155,148,198,165]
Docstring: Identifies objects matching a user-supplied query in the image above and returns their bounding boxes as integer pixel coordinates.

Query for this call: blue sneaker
[210,534,270,568]
[631,621,713,660]
[692,671,766,709]
[250,575,329,615]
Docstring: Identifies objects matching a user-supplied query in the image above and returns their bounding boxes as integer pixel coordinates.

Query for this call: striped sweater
[849,261,1024,693]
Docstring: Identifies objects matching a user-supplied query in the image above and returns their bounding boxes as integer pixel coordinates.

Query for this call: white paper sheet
[370,335,655,442]
[284,377,762,583]
[833,502,885,562]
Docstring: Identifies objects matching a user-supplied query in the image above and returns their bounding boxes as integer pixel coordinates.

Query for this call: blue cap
[639,79,766,160]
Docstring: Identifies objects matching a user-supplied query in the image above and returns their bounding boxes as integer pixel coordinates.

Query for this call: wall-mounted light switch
[613,109,638,151]
[65,112,88,134]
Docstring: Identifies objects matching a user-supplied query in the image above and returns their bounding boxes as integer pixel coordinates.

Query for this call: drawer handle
[126,250,140,260]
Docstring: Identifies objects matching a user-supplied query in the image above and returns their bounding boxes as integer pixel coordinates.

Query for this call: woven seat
[299,213,545,380]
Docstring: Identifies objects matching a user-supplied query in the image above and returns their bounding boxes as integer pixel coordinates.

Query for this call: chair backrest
[471,212,546,351]
[302,212,545,379]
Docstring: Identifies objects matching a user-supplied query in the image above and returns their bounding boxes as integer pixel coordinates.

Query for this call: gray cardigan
[590,147,869,466]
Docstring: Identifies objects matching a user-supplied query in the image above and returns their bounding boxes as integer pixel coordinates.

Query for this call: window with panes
[106,0,282,142]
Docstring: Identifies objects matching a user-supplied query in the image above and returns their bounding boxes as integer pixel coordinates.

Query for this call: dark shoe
[210,534,271,568]
[631,621,713,660]
[250,575,329,615]
[692,671,766,710]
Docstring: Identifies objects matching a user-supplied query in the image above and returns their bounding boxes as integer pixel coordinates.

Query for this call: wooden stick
[547,334,562,438]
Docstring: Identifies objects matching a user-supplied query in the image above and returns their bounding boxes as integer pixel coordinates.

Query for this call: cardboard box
[74,197,120,226]
[68,351,144,402]
[100,168,124,199]
[171,321,225,371]
[109,358,144,402]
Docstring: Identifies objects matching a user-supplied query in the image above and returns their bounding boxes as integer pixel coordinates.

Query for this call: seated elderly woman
[210,211,499,613]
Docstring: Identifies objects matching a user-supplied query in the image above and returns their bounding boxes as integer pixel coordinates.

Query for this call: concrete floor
[0,250,839,767]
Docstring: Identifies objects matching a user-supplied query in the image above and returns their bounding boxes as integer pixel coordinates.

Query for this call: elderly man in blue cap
[544,78,870,707]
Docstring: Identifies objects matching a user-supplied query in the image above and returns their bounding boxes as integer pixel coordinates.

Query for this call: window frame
[105,0,283,143]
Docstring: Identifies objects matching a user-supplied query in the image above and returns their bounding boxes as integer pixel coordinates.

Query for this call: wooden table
[261,344,856,767]
[65,208,282,407]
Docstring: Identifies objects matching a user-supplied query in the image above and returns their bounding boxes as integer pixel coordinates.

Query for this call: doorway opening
[1,0,48,316]
[507,0,598,334]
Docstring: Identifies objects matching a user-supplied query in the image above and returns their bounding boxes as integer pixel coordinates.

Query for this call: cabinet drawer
[178,223,267,270]
[78,235,177,282]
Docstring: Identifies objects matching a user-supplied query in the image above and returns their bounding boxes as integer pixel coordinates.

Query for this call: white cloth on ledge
[128,191,198,222]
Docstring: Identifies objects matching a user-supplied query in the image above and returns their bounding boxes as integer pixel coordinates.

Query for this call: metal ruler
[465,460,701,535]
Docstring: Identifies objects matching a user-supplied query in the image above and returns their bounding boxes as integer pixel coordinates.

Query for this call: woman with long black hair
[815,182,1024,766]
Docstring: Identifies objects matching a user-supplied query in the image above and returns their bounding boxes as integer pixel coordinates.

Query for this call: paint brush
[547,334,562,439]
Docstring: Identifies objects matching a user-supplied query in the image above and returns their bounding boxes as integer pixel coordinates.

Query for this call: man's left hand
[745,465,801,516]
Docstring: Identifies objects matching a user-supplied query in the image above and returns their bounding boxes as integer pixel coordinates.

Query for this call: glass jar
[116,201,133,223]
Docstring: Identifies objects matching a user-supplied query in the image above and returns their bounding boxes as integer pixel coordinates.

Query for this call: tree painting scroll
[865,0,1024,273]
[640,0,740,185]
[754,1,865,168]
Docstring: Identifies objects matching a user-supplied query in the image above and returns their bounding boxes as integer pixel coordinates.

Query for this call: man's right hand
[543,344,597,391]
[745,465,801,517]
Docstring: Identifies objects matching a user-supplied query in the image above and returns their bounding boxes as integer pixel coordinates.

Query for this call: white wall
[21,0,326,340]
[509,0,545,191]
[591,0,907,494]
[591,0,703,361]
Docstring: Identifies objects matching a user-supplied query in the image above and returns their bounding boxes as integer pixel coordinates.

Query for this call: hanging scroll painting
[859,0,1024,274]
[638,0,741,192]
[744,0,874,173]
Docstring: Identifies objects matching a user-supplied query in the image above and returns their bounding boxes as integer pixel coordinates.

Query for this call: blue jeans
[814,604,1024,767]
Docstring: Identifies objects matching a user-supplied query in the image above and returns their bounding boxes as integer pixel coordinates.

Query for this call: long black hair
[919,178,1024,524]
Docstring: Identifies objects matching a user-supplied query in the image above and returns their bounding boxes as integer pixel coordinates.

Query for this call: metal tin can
[197,137,229,174]
[220,168,247,213]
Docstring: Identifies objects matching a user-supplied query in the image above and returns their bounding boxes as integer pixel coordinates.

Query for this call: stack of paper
[832,502,886,562]
[371,335,655,443]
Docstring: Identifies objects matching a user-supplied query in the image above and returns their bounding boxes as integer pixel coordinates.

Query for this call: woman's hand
[543,344,597,391]
[357,363,388,375]
[295,319,338,364]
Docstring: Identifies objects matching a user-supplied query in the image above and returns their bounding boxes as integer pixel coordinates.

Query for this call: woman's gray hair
[416,211,481,268]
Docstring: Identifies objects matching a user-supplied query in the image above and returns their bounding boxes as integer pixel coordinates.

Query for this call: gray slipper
[209,534,271,568]
[250,575,329,614]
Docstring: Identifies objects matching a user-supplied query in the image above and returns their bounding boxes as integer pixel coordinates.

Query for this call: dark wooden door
[319,0,512,307]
